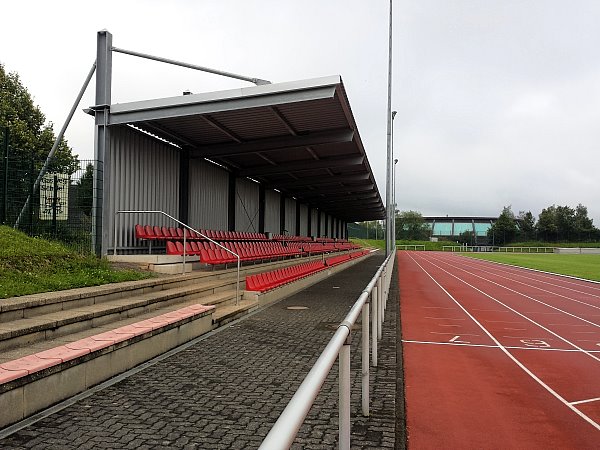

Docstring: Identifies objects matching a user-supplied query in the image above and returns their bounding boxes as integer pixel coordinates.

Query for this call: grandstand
[90,31,385,258]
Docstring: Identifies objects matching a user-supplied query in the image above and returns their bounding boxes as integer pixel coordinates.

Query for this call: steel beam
[189,128,354,159]
[238,156,364,177]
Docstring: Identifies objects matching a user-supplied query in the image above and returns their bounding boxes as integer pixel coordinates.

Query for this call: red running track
[399,251,600,449]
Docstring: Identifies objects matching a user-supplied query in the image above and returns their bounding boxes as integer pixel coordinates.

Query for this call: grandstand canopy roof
[106,76,385,221]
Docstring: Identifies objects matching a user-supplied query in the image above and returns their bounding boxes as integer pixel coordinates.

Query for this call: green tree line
[488,204,600,245]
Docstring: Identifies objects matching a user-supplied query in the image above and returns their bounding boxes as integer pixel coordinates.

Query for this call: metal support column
[228,173,236,231]
[93,30,112,256]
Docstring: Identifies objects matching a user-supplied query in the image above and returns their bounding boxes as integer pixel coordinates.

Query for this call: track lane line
[445,255,600,309]
[402,340,600,352]
[452,254,600,293]
[423,253,600,330]
[415,253,600,361]
[571,397,600,406]
[406,252,600,432]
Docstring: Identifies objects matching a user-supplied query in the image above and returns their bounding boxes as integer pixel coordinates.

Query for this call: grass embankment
[0,226,152,299]
[464,253,600,282]
[351,239,457,251]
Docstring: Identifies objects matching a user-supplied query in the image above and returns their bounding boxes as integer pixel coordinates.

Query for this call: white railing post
[377,276,383,341]
[362,301,370,416]
[339,334,351,450]
[372,285,378,367]
[182,233,187,274]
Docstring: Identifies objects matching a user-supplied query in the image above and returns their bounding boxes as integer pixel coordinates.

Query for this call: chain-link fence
[0,131,98,253]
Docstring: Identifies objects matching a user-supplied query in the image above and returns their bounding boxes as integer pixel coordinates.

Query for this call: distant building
[424,216,497,244]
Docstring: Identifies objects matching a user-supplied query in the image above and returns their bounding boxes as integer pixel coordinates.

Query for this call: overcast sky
[2,0,599,224]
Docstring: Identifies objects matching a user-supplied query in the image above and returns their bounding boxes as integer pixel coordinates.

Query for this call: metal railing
[114,210,241,305]
[497,246,555,253]
[259,250,396,450]
[442,245,556,254]
[396,244,426,251]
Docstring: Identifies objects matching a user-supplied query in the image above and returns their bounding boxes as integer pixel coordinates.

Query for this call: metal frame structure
[259,250,395,450]
[90,30,385,256]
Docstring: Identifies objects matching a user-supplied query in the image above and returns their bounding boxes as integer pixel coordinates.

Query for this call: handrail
[114,210,241,305]
[396,244,426,251]
[259,250,396,450]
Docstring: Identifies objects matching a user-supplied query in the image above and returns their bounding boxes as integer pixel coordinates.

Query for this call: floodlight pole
[385,0,393,256]
[391,111,397,249]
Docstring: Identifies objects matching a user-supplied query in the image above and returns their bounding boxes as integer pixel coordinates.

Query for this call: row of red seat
[325,250,370,267]
[245,261,327,292]
[166,240,302,264]
[136,224,267,242]
[245,250,370,292]
[271,235,313,242]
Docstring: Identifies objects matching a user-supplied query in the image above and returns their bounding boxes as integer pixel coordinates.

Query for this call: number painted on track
[449,335,470,344]
[520,339,550,348]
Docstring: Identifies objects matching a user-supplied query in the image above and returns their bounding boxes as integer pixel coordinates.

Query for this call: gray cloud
[1,0,599,224]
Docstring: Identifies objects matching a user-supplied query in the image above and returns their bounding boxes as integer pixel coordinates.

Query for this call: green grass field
[350,238,457,251]
[463,253,600,282]
[0,226,152,299]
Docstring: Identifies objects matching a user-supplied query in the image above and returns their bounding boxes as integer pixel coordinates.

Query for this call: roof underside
[106,76,385,221]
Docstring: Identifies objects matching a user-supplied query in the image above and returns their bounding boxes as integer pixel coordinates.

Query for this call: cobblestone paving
[1,255,399,449]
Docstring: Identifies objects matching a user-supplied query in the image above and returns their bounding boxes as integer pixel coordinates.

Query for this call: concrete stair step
[0,279,240,351]
[213,300,259,327]
[0,269,242,323]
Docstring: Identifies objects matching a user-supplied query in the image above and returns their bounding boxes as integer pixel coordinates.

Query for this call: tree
[395,211,431,240]
[457,230,475,245]
[536,205,558,241]
[0,64,78,171]
[76,163,94,216]
[1,64,79,226]
[488,206,518,246]
[517,210,536,241]
[573,204,595,241]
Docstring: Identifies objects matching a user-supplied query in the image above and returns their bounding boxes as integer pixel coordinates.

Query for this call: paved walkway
[0,254,400,449]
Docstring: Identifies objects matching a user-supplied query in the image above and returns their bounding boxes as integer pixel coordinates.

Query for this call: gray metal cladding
[311,209,318,236]
[110,125,180,251]
[299,204,308,236]
[320,211,326,236]
[236,177,260,232]
[188,159,229,230]
[284,197,296,235]
[264,189,280,234]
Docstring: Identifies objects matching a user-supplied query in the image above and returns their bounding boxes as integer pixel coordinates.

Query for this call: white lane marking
[406,253,600,431]
[450,335,470,343]
[428,255,600,330]
[570,397,600,406]
[453,256,600,305]
[402,340,600,353]
[450,254,600,294]
[417,254,600,363]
